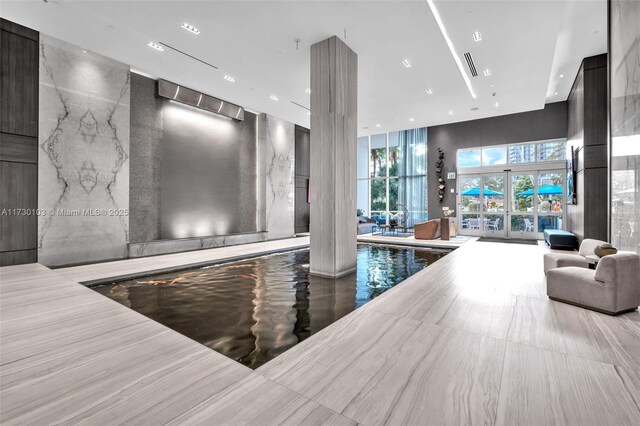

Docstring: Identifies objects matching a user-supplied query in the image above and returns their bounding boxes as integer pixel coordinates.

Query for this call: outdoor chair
[524,218,534,232]
[468,218,480,230]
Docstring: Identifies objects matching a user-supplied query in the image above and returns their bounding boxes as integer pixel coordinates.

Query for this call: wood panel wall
[566,54,608,242]
[294,125,310,234]
[0,19,39,266]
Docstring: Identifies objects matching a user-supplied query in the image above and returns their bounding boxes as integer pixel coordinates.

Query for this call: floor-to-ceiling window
[357,128,427,226]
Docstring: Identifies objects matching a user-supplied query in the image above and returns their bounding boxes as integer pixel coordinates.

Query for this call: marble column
[309,36,358,277]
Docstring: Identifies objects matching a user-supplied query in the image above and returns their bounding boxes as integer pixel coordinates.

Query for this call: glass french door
[459,169,565,239]
[459,173,507,237]
[508,173,537,238]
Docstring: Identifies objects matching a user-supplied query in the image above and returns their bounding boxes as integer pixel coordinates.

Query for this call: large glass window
[458,140,566,168]
[537,140,566,161]
[357,136,370,217]
[370,134,387,178]
[457,149,481,168]
[482,146,507,166]
[357,129,427,227]
[508,144,536,163]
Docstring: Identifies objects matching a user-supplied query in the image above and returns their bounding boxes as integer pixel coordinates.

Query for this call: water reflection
[95,244,449,368]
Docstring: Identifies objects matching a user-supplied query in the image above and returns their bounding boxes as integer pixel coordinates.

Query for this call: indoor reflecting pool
[94,244,450,369]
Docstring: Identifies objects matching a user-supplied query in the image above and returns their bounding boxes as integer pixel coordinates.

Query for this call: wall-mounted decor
[447,172,456,180]
[436,148,445,202]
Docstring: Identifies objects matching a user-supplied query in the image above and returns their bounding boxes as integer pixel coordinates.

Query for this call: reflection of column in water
[308,273,357,333]
[245,253,299,367]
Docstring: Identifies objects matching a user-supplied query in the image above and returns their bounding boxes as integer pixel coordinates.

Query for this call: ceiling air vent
[157,79,244,121]
[464,52,478,77]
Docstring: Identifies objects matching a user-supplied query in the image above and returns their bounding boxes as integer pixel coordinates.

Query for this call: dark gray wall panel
[566,54,608,241]
[129,73,162,243]
[427,102,568,218]
[0,161,38,251]
[295,125,310,233]
[0,20,39,137]
[584,167,608,242]
[0,249,37,267]
[0,19,38,266]
[160,102,257,239]
[0,133,37,163]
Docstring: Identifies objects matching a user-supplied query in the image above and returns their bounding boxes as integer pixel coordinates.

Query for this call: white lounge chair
[524,218,534,232]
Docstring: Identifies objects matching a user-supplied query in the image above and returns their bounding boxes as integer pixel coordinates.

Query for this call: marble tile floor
[1,238,639,425]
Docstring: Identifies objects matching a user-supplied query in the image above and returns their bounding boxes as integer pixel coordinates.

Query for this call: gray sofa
[547,252,640,315]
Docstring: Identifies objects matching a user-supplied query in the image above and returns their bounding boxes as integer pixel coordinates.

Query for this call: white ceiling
[2,0,606,136]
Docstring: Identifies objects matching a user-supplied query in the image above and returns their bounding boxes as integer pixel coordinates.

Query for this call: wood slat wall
[0,19,39,266]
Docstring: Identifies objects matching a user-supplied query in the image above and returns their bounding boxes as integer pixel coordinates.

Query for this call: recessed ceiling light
[375,123,381,128]
[181,23,200,35]
[472,31,482,42]
[425,88,434,95]
[82,49,87,54]
[427,0,476,99]
[307,111,311,116]
[560,74,564,78]
[494,102,499,108]
[270,95,279,101]
[409,117,415,122]
[555,92,558,95]
[305,88,311,94]
[223,75,236,82]
[402,59,412,68]
[448,110,454,115]
[147,42,164,52]
[483,68,492,77]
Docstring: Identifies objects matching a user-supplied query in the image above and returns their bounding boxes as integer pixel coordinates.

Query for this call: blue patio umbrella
[517,184,562,196]
[461,187,503,196]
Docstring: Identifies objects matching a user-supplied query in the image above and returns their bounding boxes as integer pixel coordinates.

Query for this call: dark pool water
[94,244,450,369]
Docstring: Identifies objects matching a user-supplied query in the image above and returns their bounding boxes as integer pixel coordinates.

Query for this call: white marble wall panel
[610,0,640,253]
[38,35,130,266]
[259,114,295,240]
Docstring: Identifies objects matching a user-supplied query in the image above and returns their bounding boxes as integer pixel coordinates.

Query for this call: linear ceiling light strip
[426,0,477,99]
[159,42,219,70]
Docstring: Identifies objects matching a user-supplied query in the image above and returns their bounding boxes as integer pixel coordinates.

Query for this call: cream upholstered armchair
[546,252,640,315]
[543,238,606,274]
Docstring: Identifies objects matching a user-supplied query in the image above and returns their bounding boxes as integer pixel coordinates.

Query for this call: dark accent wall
[159,102,257,240]
[129,73,162,243]
[567,54,608,242]
[0,19,39,266]
[427,102,568,219]
[295,125,310,233]
[129,74,259,242]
